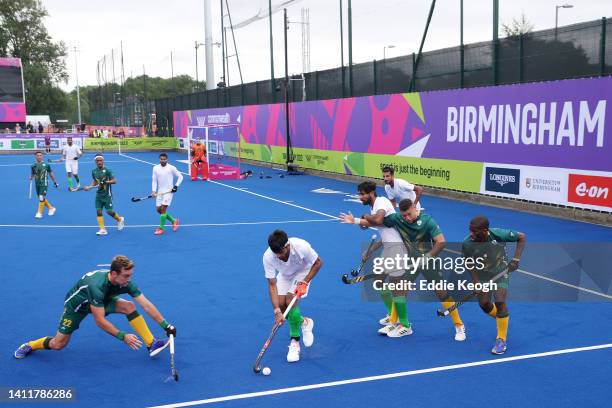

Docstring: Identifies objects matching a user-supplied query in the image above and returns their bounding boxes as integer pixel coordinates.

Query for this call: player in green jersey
[462,215,525,354]
[14,255,176,359]
[83,155,125,235]
[31,151,58,219]
[341,198,467,342]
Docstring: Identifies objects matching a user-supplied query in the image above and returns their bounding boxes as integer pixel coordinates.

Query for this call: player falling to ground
[341,198,467,342]
[152,153,183,235]
[190,139,209,181]
[83,155,125,236]
[382,166,423,210]
[341,181,413,337]
[14,255,176,360]
[462,215,525,354]
[263,230,322,362]
[31,151,58,219]
[61,137,82,191]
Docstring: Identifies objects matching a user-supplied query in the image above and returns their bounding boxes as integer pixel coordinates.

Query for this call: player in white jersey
[339,181,413,338]
[61,137,82,191]
[263,230,322,363]
[382,166,423,210]
[151,153,183,235]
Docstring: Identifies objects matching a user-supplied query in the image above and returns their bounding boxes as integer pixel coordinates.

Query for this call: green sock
[287,307,304,338]
[67,177,73,188]
[380,289,394,315]
[74,175,80,184]
[159,214,167,229]
[393,296,410,328]
[165,213,175,223]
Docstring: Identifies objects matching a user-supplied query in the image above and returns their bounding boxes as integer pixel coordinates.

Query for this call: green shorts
[58,297,120,334]
[402,266,444,283]
[95,194,114,211]
[476,269,509,290]
[35,184,48,197]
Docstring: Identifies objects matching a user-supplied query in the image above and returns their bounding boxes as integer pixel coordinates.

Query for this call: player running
[341,198,467,341]
[382,166,423,210]
[31,151,58,219]
[152,153,183,235]
[83,155,125,236]
[263,230,322,363]
[44,133,51,153]
[462,215,525,354]
[190,139,208,181]
[61,137,82,191]
[14,255,176,360]
[341,181,413,337]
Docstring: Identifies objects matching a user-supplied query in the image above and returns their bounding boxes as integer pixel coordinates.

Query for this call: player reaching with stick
[31,151,58,218]
[462,215,525,354]
[152,153,183,235]
[14,255,176,359]
[341,198,467,342]
[263,230,322,363]
[340,181,413,337]
[61,136,82,191]
[83,154,125,236]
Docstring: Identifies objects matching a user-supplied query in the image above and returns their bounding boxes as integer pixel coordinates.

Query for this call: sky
[42,0,611,92]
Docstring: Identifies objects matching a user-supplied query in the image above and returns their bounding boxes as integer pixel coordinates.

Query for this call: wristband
[353,218,361,226]
[159,319,170,329]
[512,258,520,262]
[116,331,126,341]
[273,308,281,314]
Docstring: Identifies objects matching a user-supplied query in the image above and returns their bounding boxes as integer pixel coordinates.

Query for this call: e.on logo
[568,174,612,208]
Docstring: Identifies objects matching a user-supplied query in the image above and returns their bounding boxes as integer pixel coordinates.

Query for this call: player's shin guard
[287,307,304,340]
[393,296,410,327]
[200,159,209,179]
[159,214,167,229]
[380,289,394,316]
[441,297,464,327]
[127,311,154,347]
[67,177,73,188]
[96,216,105,229]
[37,201,44,214]
[165,213,175,223]
[190,162,199,180]
[496,310,509,341]
[481,302,497,318]
[28,336,52,351]
[74,175,79,183]
[44,200,52,209]
[112,213,121,222]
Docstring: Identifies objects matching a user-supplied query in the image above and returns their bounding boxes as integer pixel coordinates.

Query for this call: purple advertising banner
[174,76,611,172]
[0,132,88,139]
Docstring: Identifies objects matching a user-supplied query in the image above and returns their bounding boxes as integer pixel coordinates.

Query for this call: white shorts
[276,270,309,296]
[65,160,79,175]
[374,243,409,278]
[155,193,174,207]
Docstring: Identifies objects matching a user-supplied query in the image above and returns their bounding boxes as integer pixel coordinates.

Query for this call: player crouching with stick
[263,230,322,362]
[14,255,176,360]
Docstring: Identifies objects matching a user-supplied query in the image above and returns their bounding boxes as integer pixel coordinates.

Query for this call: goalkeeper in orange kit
[190,139,208,181]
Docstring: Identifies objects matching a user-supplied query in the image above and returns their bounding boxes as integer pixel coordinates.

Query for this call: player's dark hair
[357,181,377,194]
[470,215,489,230]
[159,153,168,158]
[268,230,289,253]
[382,166,395,175]
[34,151,42,155]
[398,199,413,212]
[110,255,135,274]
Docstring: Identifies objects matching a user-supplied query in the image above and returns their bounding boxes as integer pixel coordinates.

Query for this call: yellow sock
[28,336,51,350]
[97,216,105,229]
[113,213,121,221]
[488,304,498,318]
[44,200,52,209]
[127,312,154,347]
[390,303,398,324]
[496,316,509,341]
[37,202,44,214]
[442,300,464,326]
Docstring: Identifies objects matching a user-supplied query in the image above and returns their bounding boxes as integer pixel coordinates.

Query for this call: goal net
[186,124,242,180]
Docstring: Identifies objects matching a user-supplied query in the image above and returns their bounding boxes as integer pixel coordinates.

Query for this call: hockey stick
[47,158,63,163]
[342,273,379,284]
[436,267,511,317]
[253,293,301,373]
[130,190,172,202]
[28,179,32,199]
[163,334,178,382]
[346,234,378,279]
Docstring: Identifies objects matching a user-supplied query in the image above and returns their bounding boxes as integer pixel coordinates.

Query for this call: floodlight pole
[269,0,276,102]
[73,46,82,125]
[283,8,293,168]
[409,0,436,92]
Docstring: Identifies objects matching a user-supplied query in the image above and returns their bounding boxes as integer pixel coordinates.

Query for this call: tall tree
[0,0,68,118]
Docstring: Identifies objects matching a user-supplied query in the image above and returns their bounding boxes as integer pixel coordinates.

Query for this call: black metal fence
[94,18,611,135]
